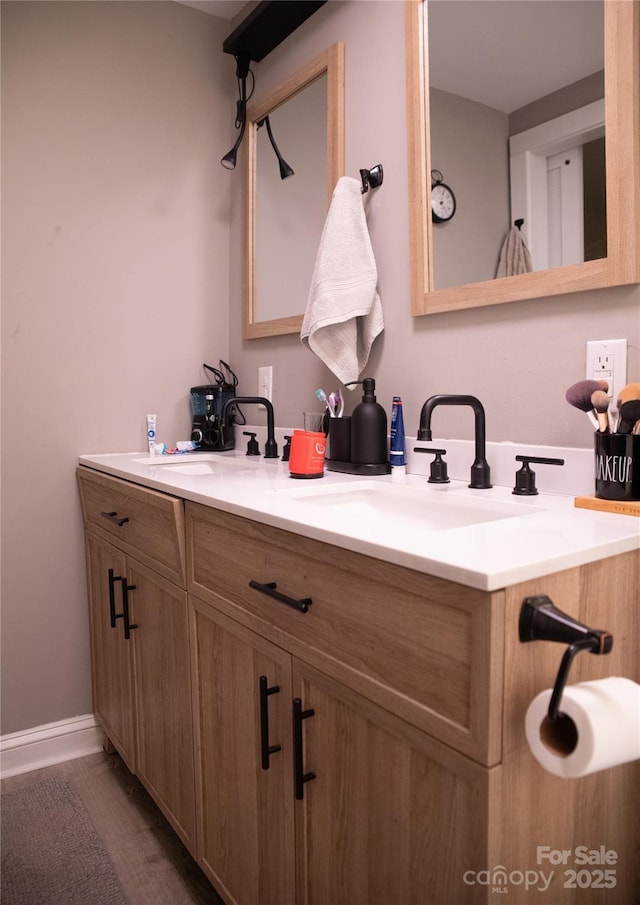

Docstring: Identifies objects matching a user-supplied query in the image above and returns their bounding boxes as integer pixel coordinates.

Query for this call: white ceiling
[428,1,604,113]
[176,0,251,21]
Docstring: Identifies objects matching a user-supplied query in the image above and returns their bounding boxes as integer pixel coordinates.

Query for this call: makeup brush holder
[594,433,640,501]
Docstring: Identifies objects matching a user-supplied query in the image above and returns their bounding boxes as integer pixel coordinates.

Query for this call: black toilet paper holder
[519,596,613,722]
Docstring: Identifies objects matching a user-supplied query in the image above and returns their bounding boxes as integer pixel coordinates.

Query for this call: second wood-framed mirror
[243,43,345,339]
[405,0,639,316]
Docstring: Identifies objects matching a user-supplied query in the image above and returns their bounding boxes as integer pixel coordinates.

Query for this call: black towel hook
[514,218,525,230]
[360,164,383,194]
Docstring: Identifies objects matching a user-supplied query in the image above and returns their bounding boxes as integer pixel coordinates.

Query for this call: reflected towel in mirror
[496,225,533,278]
[301,176,383,385]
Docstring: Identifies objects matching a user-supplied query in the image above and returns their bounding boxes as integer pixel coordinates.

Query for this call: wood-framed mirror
[243,43,345,339]
[405,0,639,316]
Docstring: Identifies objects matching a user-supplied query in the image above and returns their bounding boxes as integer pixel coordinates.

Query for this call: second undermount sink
[271,480,539,531]
[133,452,263,476]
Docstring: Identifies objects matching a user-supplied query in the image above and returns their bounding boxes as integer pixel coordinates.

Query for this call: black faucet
[221,397,278,459]
[417,394,492,488]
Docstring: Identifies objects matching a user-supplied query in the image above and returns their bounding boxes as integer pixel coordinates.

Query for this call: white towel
[301,176,383,385]
[496,225,533,278]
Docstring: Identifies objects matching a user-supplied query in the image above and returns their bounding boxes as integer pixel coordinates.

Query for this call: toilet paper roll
[525,676,640,778]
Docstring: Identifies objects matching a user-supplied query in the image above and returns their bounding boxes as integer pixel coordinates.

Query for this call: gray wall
[1,1,232,734]
[1,0,638,737]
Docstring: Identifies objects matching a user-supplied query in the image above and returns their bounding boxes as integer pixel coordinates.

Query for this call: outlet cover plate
[586,338,627,408]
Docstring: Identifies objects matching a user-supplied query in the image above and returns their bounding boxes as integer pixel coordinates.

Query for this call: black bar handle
[259,675,282,770]
[121,581,138,640]
[293,698,316,800]
[515,456,565,466]
[101,511,130,527]
[108,568,124,628]
[249,580,312,614]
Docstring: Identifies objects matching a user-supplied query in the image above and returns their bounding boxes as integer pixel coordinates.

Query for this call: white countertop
[78,440,639,592]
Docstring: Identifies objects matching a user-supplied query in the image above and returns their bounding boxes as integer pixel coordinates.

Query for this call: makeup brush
[616,382,640,409]
[617,399,640,434]
[565,379,609,429]
[591,390,611,432]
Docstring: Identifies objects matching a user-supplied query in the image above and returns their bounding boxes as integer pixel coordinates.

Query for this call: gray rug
[1,776,128,905]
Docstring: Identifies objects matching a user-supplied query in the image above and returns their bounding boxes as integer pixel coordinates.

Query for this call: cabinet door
[293,662,493,905]
[191,597,295,905]
[85,532,136,771]
[130,560,196,855]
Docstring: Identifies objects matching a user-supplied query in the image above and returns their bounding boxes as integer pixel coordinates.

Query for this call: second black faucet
[417,394,492,488]
[221,397,278,458]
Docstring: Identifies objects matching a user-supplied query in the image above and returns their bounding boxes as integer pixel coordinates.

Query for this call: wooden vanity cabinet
[187,502,639,905]
[190,599,296,905]
[77,467,197,855]
[190,593,493,905]
[187,502,500,905]
[78,467,639,904]
[84,533,136,769]
[291,661,494,905]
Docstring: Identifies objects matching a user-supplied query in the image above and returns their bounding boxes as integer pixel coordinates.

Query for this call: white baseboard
[0,714,103,779]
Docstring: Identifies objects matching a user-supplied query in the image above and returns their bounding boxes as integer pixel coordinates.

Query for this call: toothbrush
[315,388,333,416]
[335,388,344,417]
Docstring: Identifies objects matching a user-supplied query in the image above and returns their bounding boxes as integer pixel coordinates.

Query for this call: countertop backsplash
[242,424,595,498]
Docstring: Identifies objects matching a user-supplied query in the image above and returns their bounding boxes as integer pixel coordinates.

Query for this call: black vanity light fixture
[220,1,326,172]
[257,116,294,180]
[220,52,252,170]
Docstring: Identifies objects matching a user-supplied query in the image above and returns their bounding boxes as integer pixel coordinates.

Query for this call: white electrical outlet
[586,339,627,407]
[258,366,273,408]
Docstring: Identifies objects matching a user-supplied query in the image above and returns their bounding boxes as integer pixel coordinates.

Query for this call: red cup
[289,430,326,478]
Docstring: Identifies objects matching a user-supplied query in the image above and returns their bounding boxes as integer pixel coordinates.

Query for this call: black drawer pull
[259,675,281,770]
[121,581,138,640]
[293,698,315,800]
[108,569,124,628]
[101,511,129,527]
[249,580,311,614]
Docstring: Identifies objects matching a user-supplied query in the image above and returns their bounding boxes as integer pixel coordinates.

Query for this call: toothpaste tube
[152,440,198,455]
[146,414,157,456]
[390,397,406,467]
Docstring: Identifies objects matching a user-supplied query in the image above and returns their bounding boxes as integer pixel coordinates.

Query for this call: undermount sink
[133,453,263,476]
[271,480,539,531]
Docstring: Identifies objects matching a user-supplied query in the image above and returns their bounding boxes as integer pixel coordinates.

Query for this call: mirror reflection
[406,0,639,315]
[255,75,327,322]
[244,44,344,340]
[427,0,604,290]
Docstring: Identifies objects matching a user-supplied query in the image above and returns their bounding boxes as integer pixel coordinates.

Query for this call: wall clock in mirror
[431,169,456,223]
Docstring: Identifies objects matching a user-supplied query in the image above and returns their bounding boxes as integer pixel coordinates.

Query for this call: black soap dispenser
[346,378,391,474]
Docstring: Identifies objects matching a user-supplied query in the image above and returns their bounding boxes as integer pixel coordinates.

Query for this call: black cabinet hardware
[519,596,612,721]
[121,580,138,640]
[249,580,312,614]
[108,569,125,628]
[293,698,315,800]
[101,511,129,527]
[512,456,564,495]
[259,676,282,770]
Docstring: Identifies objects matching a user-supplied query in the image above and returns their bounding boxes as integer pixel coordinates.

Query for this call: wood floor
[1,751,225,905]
